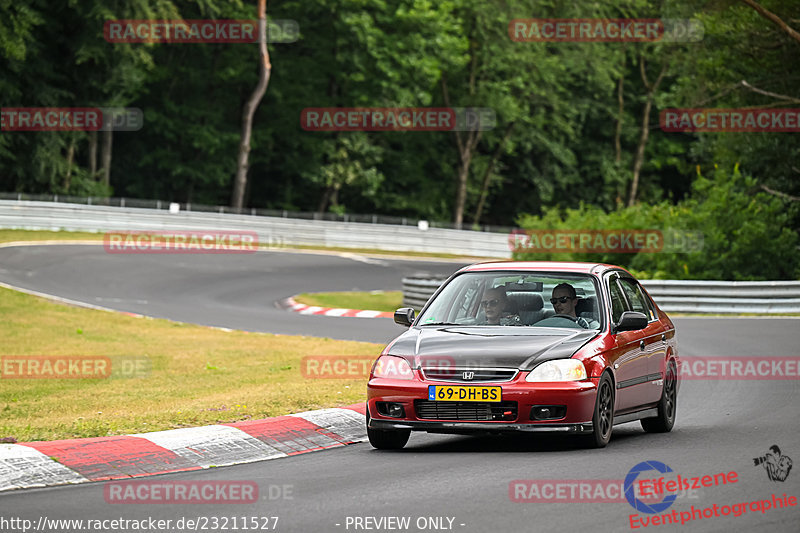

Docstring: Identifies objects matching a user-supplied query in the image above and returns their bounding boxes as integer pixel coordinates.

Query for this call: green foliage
[0,0,797,281]
[0,0,43,61]
[310,134,385,213]
[515,165,800,280]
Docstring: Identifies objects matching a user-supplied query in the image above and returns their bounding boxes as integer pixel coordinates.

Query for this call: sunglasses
[550,296,575,304]
[481,298,501,307]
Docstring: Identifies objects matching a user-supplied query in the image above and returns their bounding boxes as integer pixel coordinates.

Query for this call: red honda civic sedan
[366,261,679,449]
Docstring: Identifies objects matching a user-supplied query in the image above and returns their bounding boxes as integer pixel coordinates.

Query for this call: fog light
[376,402,405,418]
[531,405,566,420]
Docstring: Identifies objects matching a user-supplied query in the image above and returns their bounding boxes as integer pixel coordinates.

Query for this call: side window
[454,284,481,321]
[642,289,659,321]
[608,279,628,324]
[444,279,482,322]
[619,278,649,317]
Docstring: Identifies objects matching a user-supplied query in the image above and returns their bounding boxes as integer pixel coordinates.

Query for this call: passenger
[481,287,519,325]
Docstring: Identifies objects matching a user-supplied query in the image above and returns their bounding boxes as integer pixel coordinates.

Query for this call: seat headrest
[507,292,544,311]
[575,296,597,315]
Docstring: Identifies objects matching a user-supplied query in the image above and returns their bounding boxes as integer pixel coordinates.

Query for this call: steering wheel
[551,314,578,321]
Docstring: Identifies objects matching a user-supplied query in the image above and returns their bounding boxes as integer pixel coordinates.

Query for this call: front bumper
[368,418,594,434]
[367,373,599,432]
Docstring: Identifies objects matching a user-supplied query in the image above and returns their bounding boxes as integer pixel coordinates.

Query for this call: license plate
[428,385,501,402]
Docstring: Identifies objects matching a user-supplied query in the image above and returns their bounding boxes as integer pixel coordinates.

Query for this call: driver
[550,283,597,328]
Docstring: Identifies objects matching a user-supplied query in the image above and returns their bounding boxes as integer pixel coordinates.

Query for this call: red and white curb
[282,296,394,319]
[0,404,367,492]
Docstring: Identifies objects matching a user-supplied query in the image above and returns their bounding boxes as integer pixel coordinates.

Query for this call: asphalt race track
[1,244,799,532]
[0,244,465,342]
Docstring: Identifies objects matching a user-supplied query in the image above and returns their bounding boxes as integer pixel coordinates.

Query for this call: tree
[231,0,271,209]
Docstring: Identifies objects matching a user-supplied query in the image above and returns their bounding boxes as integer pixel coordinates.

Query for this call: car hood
[387,326,597,371]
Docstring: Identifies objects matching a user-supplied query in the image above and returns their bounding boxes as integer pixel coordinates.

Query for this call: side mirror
[394,307,415,327]
[615,311,648,333]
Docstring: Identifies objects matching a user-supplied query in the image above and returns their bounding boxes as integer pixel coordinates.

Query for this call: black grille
[414,400,518,421]
[421,367,517,383]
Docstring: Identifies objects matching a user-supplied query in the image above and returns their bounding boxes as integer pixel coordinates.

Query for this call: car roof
[458,261,629,276]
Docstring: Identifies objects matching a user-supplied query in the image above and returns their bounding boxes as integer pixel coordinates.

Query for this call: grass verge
[0,286,381,442]
[0,229,105,243]
[294,291,404,313]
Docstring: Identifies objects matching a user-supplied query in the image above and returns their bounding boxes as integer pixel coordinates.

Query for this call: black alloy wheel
[641,359,677,433]
[583,372,614,448]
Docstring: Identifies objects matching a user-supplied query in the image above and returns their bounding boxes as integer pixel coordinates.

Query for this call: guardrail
[641,280,800,314]
[0,193,515,233]
[0,200,512,258]
[402,277,450,309]
[402,277,800,315]
[5,199,799,315]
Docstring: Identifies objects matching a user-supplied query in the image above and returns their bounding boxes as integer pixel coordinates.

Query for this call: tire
[641,359,677,433]
[366,410,410,450]
[582,372,614,448]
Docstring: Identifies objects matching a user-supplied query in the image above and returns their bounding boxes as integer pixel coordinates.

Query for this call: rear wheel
[582,373,614,448]
[366,410,410,450]
[641,359,677,433]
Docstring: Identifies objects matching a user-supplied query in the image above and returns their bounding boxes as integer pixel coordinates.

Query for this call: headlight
[371,355,414,380]
[526,359,587,382]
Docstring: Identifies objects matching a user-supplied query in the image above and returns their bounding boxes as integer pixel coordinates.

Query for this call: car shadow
[371,425,648,454]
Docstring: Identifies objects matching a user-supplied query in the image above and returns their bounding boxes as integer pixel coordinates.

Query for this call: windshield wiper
[420,322,461,326]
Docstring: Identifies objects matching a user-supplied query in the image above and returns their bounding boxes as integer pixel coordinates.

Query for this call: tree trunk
[614,74,624,165]
[88,131,98,178]
[330,185,340,210]
[454,149,473,227]
[442,74,481,228]
[317,185,334,212]
[63,137,75,191]
[760,184,800,201]
[101,128,113,187]
[231,0,272,208]
[628,101,651,207]
[443,32,481,228]
[473,122,514,225]
[740,0,800,44]
[628,56,668,207]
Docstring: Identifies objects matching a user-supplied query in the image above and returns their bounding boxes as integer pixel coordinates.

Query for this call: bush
[513,165,800,280]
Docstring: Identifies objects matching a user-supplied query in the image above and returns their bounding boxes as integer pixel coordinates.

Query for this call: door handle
[640,340,646,351]
[661,334,666,342]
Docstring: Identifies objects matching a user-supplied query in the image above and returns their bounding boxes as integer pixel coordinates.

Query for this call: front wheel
[582,373,614,448]
[641,359,677,433]
[366,410,410,450]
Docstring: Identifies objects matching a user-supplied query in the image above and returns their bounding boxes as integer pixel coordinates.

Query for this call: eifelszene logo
[625,461,678,514]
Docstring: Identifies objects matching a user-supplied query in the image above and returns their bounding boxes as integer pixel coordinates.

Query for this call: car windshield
[417,271,601,330]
